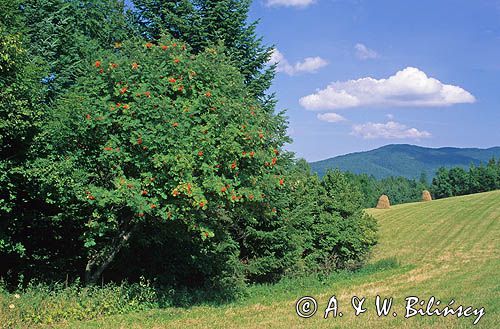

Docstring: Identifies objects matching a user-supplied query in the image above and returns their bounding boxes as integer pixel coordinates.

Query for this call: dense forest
[0,0,378,298]
[430,159,500,199]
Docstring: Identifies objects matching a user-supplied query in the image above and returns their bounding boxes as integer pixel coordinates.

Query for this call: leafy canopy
[34,35,288,283]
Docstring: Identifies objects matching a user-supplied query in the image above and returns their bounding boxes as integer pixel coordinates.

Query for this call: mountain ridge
[309,144,500,179]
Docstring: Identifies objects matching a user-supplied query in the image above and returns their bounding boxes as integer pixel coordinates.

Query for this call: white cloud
[266,0,315,8]
[386,113,394,120]
[355,43,379,60]
[269,49,328,75]
[351,121,431,139]
[299,67,476,110]
[317,112,346,123]
[294,57,328,73]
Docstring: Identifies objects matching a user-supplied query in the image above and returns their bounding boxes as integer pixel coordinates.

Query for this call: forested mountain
[310,144,500,179]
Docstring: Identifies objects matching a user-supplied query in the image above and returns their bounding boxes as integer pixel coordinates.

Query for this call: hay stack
[376,195,391,209]
[422,190,432,202]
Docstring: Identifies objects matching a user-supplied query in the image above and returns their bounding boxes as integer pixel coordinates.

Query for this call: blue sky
[248,0,500,161]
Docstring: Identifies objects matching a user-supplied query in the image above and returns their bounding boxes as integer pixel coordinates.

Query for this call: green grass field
[49,190,500,328]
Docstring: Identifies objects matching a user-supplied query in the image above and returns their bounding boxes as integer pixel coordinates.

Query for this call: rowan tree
[32,35,289,285]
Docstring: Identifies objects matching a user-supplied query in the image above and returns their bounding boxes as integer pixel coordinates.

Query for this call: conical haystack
[422,190,432,202]
[376,194,390,209]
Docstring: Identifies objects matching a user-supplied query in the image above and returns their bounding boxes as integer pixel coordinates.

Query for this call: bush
[308,169,378,271]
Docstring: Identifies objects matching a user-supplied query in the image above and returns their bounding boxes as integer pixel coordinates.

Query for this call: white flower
[9,304,15,309]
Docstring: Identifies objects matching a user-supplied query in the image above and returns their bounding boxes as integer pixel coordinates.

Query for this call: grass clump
[0,278,158,328]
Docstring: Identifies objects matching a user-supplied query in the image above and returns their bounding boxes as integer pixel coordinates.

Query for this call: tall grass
[0,278,158,328]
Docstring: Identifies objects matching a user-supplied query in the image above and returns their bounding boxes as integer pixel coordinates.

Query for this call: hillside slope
[310,144,500,179]
[60,190,500,328]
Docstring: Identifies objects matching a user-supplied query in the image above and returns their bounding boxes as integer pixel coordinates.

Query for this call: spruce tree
[21,0,131,101]
[131,0,275,98]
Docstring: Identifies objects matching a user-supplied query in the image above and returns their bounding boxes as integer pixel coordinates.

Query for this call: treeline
[0,0,377,297]
[342,172,429,208]
[339,158,500,208]
[431,159,500,199]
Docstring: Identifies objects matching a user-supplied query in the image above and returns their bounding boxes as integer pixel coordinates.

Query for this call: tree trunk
[85,228,133,285]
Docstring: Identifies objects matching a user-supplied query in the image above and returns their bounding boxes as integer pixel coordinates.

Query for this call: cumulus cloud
[266,0,315,8]
[269,49,328,75]
[299,67,476,110]
[351,121,432,139]
[355,43,379,60]
[317,112,346,123]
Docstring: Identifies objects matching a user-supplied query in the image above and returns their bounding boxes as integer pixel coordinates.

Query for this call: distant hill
[310,144,500,179]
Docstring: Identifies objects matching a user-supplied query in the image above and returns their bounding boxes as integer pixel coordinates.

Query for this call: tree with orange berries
[34,35,289,286]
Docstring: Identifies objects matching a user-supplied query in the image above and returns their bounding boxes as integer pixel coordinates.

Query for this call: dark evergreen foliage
[431,159,500,199]
[343,172,429,208]
[131,0,275,98]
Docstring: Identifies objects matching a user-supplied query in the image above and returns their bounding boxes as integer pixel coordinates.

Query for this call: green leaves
[83,238,96,248]
[31,34,289,285]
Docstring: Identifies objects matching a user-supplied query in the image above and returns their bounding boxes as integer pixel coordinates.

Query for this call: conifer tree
[21,0,131,101]
[131,0,275,98]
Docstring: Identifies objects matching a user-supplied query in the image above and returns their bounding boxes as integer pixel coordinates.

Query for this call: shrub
[298,169,378,273]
